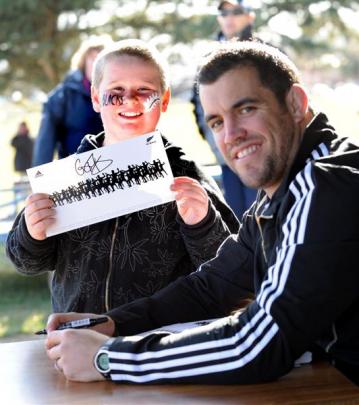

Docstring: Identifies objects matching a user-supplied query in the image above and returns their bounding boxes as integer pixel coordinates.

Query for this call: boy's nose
[122,90,139,103]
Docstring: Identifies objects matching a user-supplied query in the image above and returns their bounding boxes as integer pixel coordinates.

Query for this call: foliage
[0,0,358,96]
[256,0,359,78]
[0,0,100,94]
[0,245,51,338]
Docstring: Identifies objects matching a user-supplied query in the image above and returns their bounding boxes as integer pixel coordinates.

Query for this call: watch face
[97,352,110,373]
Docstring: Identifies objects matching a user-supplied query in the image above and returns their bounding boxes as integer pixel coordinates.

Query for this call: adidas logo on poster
[35,170,43,178]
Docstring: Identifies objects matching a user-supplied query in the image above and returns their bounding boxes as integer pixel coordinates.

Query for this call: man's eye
[240,106,255,114]
[209,119,223,131]
[138,88,152,93]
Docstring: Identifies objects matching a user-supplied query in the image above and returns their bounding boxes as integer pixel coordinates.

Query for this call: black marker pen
[35,316,109,335]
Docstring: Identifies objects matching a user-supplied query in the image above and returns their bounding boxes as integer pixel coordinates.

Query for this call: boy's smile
[92,55,170,145]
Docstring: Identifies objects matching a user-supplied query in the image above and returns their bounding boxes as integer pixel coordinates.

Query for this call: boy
[6,39,238,314]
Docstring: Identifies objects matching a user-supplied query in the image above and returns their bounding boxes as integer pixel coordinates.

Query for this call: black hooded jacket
[7,133,238,313]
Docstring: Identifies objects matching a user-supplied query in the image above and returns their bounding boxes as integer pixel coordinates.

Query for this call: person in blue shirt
[32,36,111,166]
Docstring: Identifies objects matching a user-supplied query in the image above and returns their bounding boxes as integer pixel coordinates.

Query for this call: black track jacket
[105,113,359,384]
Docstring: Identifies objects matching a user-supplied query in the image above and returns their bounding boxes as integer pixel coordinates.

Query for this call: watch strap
[94,337,116,380]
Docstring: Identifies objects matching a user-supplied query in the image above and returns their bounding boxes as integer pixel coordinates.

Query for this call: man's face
[92,55,170,145]
[200,66,301,197]
[217,3,252,39]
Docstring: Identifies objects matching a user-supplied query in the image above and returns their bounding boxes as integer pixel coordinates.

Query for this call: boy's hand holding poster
[27,131,174,237]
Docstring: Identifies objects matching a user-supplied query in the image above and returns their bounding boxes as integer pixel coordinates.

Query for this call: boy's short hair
[197,40,300,107]
[71,35,112,73]
[92,39,169,93]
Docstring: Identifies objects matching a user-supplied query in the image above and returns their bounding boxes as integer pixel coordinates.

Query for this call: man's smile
[230,142,261,161]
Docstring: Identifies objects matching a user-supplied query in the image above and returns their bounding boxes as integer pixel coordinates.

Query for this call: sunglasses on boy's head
[219,8,245,17]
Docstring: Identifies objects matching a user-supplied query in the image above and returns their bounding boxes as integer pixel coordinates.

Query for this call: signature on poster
[75,153,113,176]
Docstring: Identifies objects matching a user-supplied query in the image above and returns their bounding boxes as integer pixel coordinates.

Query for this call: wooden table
[1,339,358,404]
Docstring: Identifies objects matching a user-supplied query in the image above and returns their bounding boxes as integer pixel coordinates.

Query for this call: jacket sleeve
[178,197,239,268]
[172,155,240,268]
[107,231,255,335]
[104,162,359,384]
[6,210,58,275]
[32,87,64,166]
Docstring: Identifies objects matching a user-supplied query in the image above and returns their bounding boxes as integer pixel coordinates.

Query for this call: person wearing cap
[191,0,257,220]
[217,0,255,41]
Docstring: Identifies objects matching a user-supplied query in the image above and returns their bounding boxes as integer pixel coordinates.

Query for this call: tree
[255,1,359,82]
[0,0,100,95]
[0,0,358,96]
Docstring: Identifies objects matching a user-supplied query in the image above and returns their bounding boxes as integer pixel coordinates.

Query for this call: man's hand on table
[46,328,110,382]
[45,312,116,381]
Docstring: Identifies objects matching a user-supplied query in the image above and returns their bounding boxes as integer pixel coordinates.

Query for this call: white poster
[27,131,174,237]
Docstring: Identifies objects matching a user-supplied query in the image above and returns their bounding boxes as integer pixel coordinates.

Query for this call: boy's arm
[178,195,239,268]
[175,174,240,267]
[169,165,239,268]
[165,139,239,267]
[6,210,57,275]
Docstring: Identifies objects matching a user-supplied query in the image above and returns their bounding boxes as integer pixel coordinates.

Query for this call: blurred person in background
[191,0,257,219]
[11,121,34,175]
[32,36,111,166]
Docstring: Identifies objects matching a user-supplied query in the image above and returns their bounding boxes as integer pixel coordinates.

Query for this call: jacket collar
[77,132,105,153]
[257,113,337,217]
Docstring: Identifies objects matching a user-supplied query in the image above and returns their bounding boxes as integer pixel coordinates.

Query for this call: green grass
[0,244,51,339]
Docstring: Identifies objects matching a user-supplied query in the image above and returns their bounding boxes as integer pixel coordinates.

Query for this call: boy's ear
[285,84,308,122]
[91,85,101,113]
[161,88,171,112]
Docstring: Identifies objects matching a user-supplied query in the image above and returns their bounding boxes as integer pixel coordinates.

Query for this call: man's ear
[161,88,171,112]
[286,84,308,122]
[91,85,101,113]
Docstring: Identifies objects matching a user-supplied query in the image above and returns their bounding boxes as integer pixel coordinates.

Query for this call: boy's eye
[109,87,124,93]
[138,88,152,93]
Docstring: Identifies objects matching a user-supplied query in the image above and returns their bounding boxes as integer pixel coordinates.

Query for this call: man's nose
[223,120,246,144]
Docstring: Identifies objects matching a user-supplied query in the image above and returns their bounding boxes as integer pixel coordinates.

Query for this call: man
[46,41,359,385]
[216,0,255,41]
[191,0,257,219]
[32,36,110,166]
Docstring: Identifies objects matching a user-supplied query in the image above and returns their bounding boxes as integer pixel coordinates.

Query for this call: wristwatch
[94,338,115,380]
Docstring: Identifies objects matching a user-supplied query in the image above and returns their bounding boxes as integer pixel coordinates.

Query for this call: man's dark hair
[197,40,300,106]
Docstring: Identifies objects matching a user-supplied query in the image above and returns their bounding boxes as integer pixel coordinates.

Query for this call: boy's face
[92,55,170,144]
